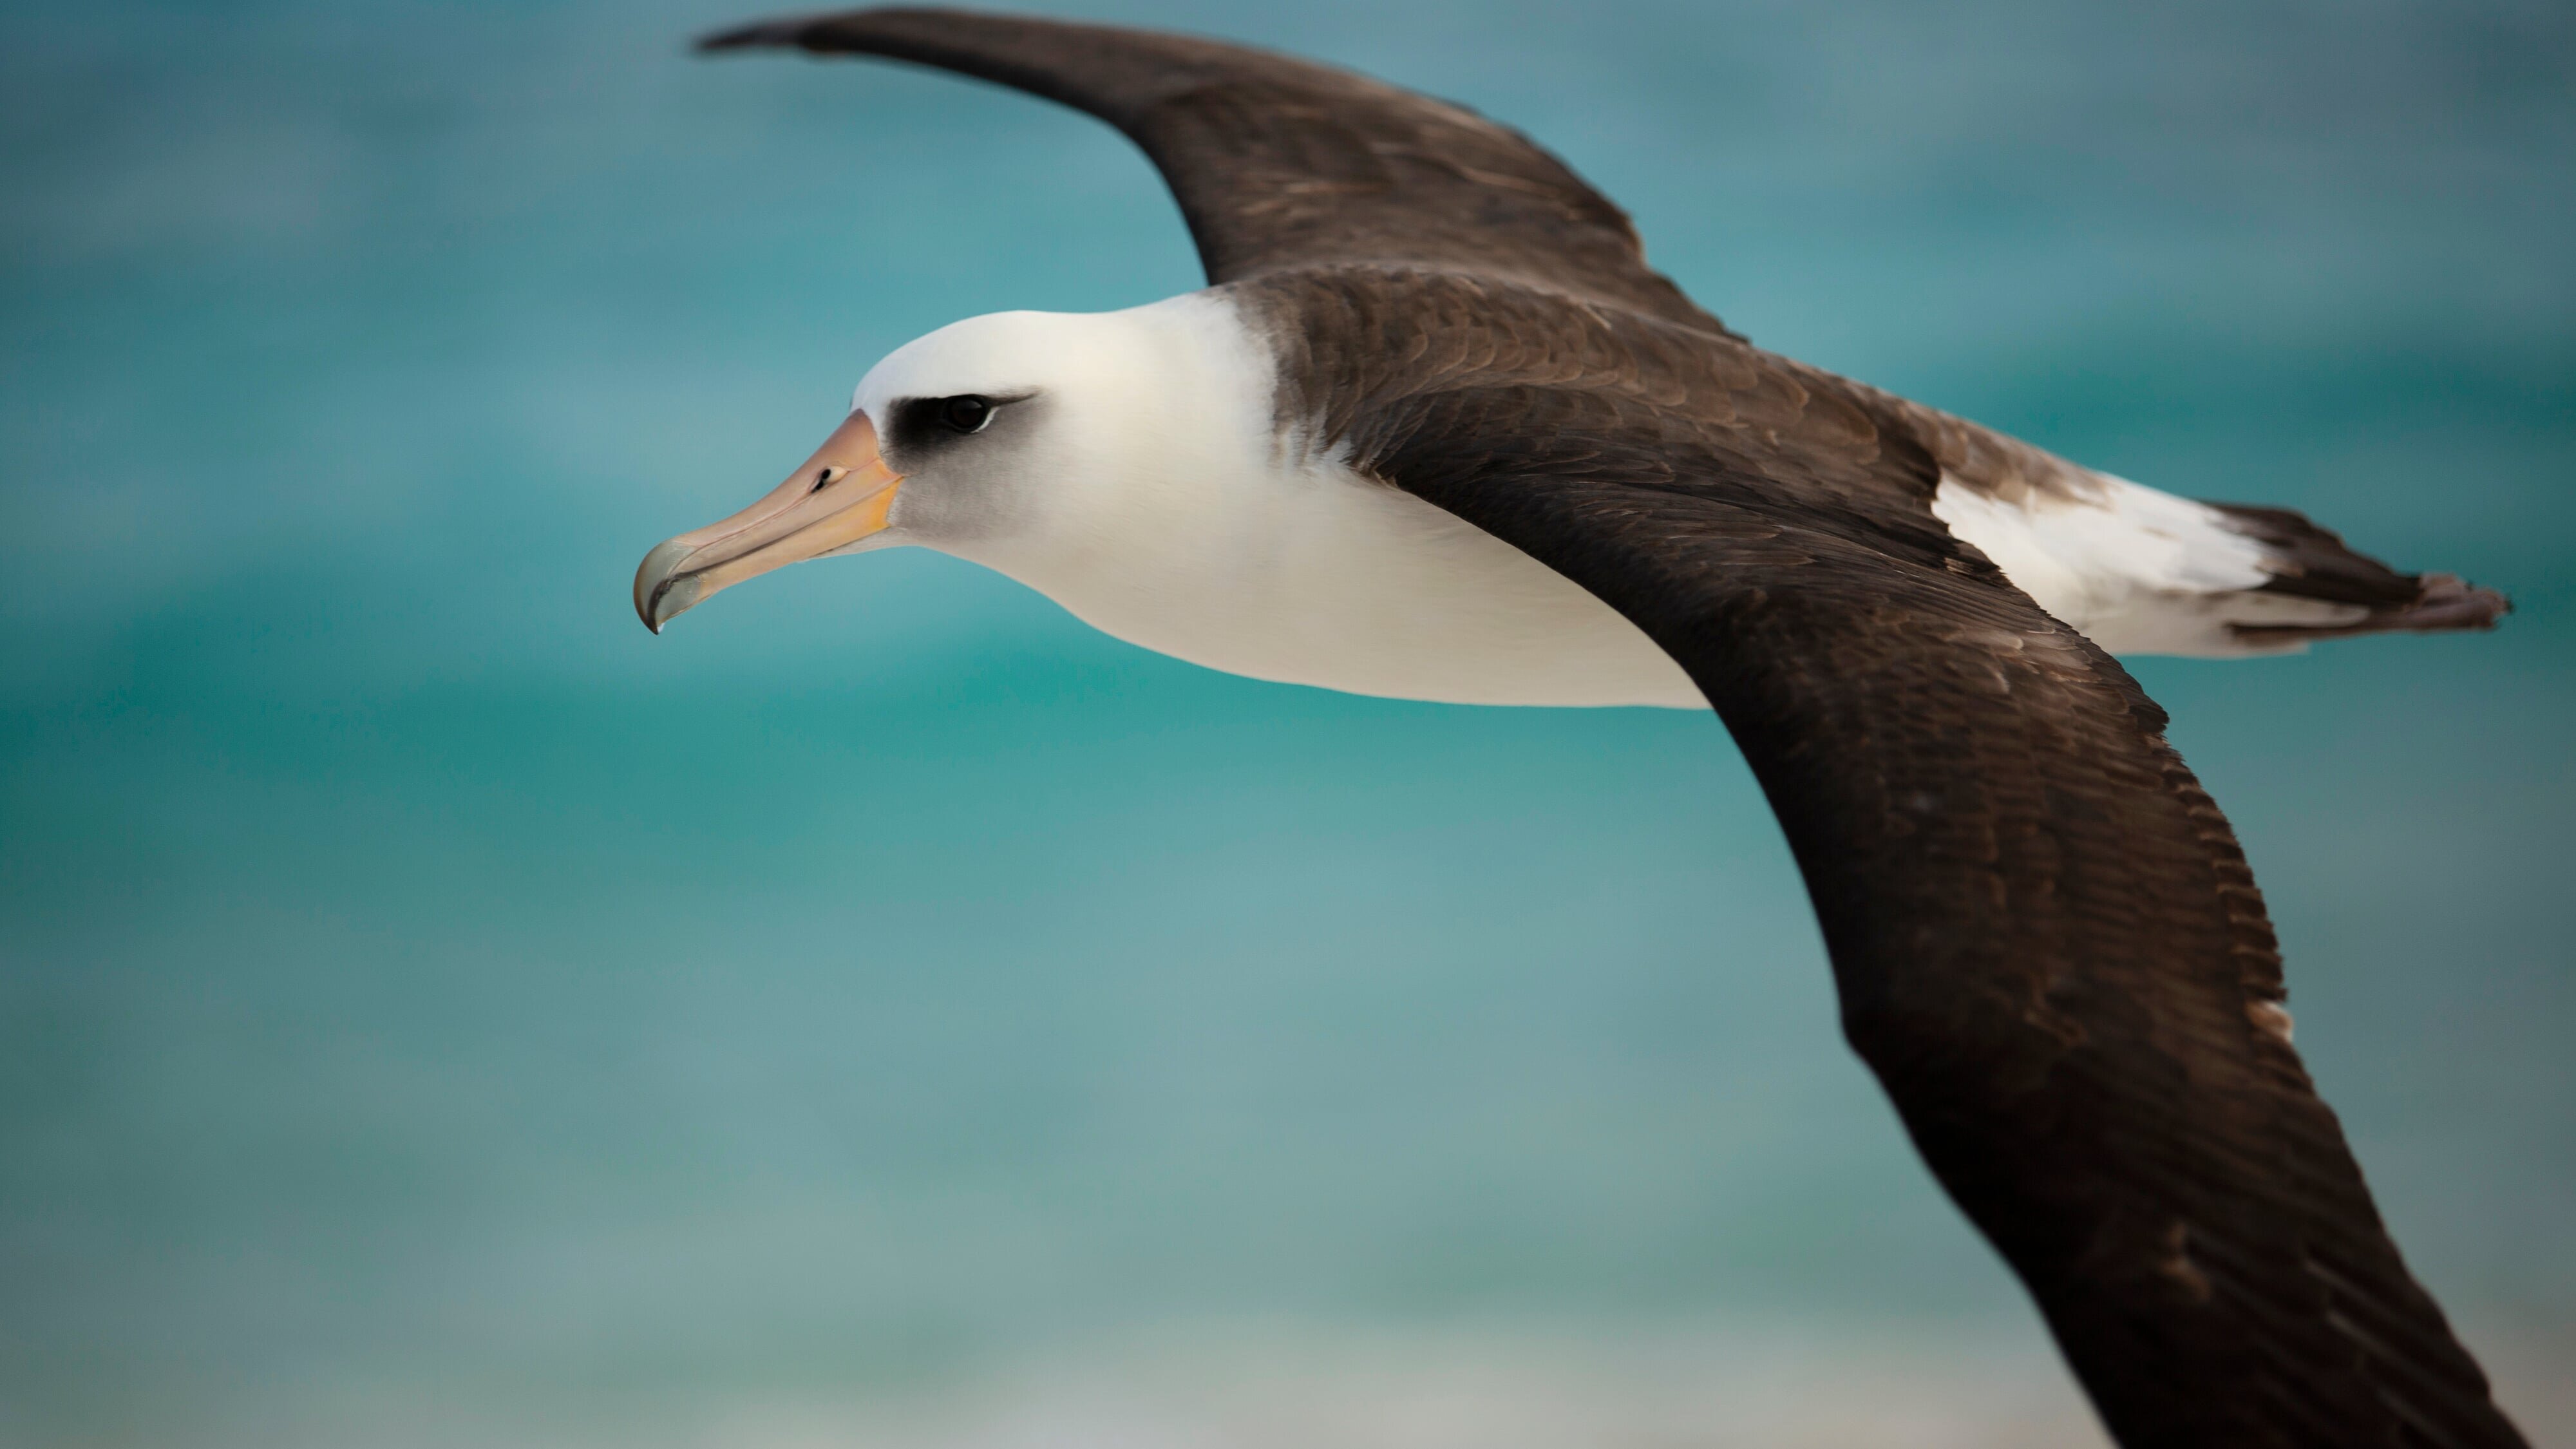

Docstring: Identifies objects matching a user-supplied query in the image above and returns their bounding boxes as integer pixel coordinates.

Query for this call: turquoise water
[4,1,2571,1444]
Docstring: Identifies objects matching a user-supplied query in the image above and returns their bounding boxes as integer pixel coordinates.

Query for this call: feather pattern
[699,12,2524,1444]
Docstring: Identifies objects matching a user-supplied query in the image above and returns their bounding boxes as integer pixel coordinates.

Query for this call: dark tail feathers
[2209,502,2510,644]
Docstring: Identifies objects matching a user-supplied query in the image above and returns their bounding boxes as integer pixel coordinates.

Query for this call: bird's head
[632,301,1250,633]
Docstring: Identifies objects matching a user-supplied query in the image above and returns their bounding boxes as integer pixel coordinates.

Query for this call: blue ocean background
[3,1,2570,1444]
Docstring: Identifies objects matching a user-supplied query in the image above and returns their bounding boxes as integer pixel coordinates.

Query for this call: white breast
[1048,456,1711,708]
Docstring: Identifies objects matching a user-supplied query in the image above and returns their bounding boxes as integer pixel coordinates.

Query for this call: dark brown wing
[698,7,1726,330]
[1239,267,2527,1449]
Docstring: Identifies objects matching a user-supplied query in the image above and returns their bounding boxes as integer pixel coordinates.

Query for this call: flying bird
[630,11,2523,1446]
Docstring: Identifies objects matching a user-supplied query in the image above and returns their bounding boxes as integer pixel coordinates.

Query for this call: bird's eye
[938,395,994,433]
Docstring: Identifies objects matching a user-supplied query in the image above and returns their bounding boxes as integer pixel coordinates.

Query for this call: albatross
[630,11,2523,1446]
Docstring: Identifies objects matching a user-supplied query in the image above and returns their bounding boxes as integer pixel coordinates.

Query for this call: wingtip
[694,7,998,53]
[694,14,822,53]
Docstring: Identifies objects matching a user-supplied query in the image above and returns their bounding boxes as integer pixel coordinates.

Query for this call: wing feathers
[1238,267,2525,1448]
[700,8,1728,327]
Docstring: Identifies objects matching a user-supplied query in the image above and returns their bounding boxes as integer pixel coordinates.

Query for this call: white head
[632,297,1273,632]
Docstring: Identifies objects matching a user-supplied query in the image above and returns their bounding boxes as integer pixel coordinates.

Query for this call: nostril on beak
[809,466,841,495]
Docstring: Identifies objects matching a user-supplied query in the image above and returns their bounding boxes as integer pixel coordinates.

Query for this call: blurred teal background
[3,1,2571,1444]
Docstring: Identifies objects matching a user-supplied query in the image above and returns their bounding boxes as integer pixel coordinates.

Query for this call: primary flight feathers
[669,11,2523,1446]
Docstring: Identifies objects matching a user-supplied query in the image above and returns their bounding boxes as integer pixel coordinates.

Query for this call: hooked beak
[633,412,902,632]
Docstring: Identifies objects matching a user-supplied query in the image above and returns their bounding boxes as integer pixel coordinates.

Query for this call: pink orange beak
[633,412,902,632]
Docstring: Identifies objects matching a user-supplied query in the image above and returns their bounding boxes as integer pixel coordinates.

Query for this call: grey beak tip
[641,573,705,633]
[634,540,703,634]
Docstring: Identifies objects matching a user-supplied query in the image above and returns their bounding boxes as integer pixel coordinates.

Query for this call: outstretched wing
[694,14,2523,1443]
[1238,267,2526,1449]
[699,7,1727,330]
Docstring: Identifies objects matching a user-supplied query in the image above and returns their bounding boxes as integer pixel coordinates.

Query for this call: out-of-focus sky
[3,1,2570,1444]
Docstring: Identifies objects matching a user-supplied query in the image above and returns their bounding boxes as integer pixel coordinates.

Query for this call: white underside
[869,292,2350,709]
[953,451,1713,708]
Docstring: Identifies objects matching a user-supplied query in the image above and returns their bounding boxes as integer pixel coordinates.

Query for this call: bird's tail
[2206,502,2512,645]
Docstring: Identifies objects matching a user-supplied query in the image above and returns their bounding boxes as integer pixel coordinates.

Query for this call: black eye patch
[884,392,1025,459]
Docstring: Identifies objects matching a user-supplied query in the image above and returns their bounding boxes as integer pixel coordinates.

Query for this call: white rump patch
[1931,471,2366,657]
